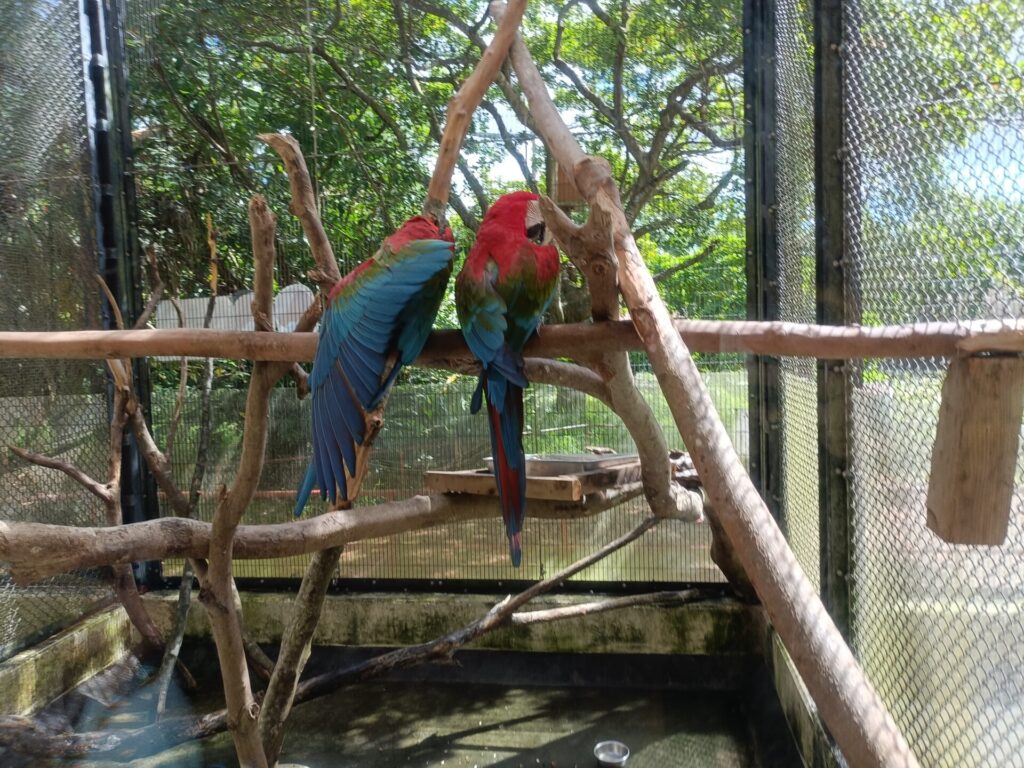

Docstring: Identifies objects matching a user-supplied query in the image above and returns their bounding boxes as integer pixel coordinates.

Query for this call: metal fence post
[814,0,852,637]
[744,0,784,525]
[82,0,160,583]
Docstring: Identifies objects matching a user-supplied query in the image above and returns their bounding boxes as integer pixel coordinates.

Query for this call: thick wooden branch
[259,132,341,293]
[422,0,528,220]
[2,319,1019,364]
[0,489,648,585]
[499,13,919,766]
[104,388,166,653]
[152,559,196,718]
[201,200,281,768]
[259,546,342,764]
[524,358,610,405]
[539,196,701,523]
[249,195,277,330]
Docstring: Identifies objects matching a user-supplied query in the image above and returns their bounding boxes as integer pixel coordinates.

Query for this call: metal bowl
[594,740,630,767]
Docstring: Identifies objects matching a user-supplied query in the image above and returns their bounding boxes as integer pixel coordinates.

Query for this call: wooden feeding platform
[425,453,641,502]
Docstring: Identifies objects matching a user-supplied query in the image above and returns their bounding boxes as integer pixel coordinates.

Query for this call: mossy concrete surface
[0,606,135,716]
[142,591,765,656]
[767,631,842,768]
[96,681,760,768]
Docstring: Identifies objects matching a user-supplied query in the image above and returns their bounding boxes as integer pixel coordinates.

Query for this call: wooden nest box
[425,453,640,502]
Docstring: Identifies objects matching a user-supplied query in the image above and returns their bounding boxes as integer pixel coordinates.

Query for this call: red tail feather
[488,402,524,566]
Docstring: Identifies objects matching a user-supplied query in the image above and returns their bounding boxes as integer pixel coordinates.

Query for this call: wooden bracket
[927,356,1024,545]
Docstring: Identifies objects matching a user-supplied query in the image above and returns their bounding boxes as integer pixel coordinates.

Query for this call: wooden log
[927,356,1024,545]
[0,319,1023,364]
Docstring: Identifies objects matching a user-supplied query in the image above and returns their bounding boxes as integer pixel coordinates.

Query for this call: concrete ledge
[143,591,765,656]
[767,630,842,768]
[0,606,135,716]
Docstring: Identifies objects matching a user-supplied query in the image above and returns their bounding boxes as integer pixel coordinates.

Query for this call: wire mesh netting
[0,0,112,661]
[841,2,1024,765]
[122,0,746,585]
[773,0,821,593]
[153,362,743,584]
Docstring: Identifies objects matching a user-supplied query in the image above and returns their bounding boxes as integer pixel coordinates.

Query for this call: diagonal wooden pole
[492,3,919,765]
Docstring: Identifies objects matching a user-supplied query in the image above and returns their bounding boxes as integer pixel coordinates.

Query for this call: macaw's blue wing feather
[454,259,533,565]
[372,267,451,408]
[294,237,454,517]
[455,263,528,414]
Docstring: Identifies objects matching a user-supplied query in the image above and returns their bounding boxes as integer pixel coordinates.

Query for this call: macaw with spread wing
[294,216,455,516]
[455,191,560,566]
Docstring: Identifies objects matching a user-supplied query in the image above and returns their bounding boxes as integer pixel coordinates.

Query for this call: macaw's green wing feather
[455,263,527,414]
[455,262,507,368]
[297,238,454,515]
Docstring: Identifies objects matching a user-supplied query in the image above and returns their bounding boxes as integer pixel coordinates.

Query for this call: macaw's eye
[526,222,546,244]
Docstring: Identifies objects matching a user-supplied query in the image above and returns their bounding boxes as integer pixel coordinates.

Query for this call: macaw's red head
[385,214,455,252]
[470,191,558,276]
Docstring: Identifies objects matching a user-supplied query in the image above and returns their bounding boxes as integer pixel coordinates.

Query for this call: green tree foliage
[126,0,744,322]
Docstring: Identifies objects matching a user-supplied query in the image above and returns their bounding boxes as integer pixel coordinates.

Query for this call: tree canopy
[125,0,745,323]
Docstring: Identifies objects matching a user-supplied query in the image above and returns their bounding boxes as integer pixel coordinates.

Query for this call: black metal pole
[814,0,852,637]
[82,0,160,582]
[744,0,783,524]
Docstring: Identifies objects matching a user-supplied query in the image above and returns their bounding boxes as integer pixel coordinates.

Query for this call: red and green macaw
[455,191,560,566]
[295,216,455,516]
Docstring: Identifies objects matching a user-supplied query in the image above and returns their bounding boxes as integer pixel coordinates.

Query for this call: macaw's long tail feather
[485,371,526,567]
[294,464,318,518]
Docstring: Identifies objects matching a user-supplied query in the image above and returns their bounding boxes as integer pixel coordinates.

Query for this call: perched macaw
[294,215,455,516]
[455,191,560,566]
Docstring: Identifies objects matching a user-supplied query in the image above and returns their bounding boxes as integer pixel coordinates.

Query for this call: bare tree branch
[511,588,708,625]
[479,99,538,192]
[199,197,283,768]
[422,0,527,220]
[7,446,110,503]
[260,133,341,294]
[294,516,660,703]
[2,319,1021,363]
[0,485,667,586]
[652,239,720,285]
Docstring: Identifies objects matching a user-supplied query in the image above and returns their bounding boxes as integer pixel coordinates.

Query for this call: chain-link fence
[122,0,745,586]
[840,1,1024,765]
[770,0,1024,764]
[0,0,112,661]
[773,0,821,595]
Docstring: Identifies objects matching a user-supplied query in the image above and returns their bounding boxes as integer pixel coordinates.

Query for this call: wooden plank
[927,356,1024,545]
[576,462,643,495]
[424,469,583,501]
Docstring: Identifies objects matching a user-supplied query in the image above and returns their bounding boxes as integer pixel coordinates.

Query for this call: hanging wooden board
[926,356,1024,545]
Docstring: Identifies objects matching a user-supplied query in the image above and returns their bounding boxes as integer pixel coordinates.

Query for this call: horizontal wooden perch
[0,486,656,585]
[0,318,1020,363]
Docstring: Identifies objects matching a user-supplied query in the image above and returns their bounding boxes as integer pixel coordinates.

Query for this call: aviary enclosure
[0,0,1020,766]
